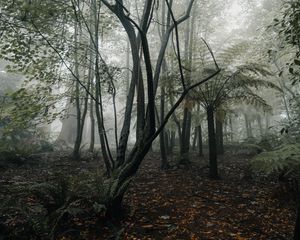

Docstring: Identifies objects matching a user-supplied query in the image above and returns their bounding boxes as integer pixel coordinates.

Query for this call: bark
[192,127,197,150]
[265,114,270,135]
[89,96,95,152]
[125,38,130,95]
[179,3,194,164]
[160,85,169,169]
[207,105,218,179]
[257,114,263,137]
[216,118,224,155]
[98,0,213,212]
[73,17,83,160]
[93,0,112,173]
[197,124,203,156]
[111,2,146,167]
[229,117,234,142]
[294,201,300,240]
[170,131,176,153]
[244,114,253,139]
[159,1,169,169]
[180,107,192,164]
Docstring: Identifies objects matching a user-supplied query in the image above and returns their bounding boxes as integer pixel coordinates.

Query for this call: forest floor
[0,150,296,240]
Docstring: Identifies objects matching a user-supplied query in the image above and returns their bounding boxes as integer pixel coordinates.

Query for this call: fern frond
[216,41,250,67]
[229,73,282,92]
[225,89,272,112]
[251,143,300,176]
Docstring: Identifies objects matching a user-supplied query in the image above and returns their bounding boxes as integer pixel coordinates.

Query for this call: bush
[251,143,300,176]
[0,172,110,240]
[0,129,53,167]
[258,133,283,151]
[226,142,263,156]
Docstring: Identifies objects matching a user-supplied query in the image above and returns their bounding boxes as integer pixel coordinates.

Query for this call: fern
[251,143,300,176]
[216,41,250,67]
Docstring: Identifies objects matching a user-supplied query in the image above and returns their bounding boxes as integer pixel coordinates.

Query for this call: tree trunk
[179,2,194,165]
[160,85,169,169]
[92,0,112,174]
[197,124,203,156]
[98,0,198,213]
[207,105,218,179]
[73,18,82,160]
[192,127,197,150]
[159,1,169,170]
[244,113,253,139]
[229,117,234,142]
[89,104,95,152]
[294,201,300,240]
[265,114,270,135]
[180,106,192,164]
[168,130,175,154]
[257,114,263,137]
[216,117,224,155]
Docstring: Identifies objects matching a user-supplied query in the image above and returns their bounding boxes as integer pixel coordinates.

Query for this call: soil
[0,151,296,240]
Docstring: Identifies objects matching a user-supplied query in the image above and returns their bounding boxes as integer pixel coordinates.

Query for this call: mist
[0,0,299,239]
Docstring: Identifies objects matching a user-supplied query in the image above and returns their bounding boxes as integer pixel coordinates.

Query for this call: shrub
[251,143,300,176]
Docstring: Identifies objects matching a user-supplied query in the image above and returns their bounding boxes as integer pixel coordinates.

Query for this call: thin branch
[146,68,221,146]
[30,21,99,104]
[201,37,219,70]
[165,0,185,89]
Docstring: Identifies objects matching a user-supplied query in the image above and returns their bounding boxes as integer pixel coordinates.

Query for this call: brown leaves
[121,153,295,239]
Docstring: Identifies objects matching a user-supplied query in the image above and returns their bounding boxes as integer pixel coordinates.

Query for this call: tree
[96,0,220,211]
[0,0,221,213]
[191,42,281,178]
[272,1,300,86]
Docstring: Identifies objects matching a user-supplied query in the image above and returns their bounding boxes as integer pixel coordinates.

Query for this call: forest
[0,0,300,239]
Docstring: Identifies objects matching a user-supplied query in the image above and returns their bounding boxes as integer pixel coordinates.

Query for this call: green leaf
[67,207,84,216]
[294,59,300,66]
[93,202,106,213]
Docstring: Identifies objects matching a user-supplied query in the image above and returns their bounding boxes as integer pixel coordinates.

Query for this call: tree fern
[215,41,251,68]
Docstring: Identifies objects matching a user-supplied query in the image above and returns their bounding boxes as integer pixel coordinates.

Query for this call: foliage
[280,95,300,142]
[226,142,263,156]
[191,41,281,112]
[251,143,300,176]
[258,133,283,151]
[0,171,113,239]
[271,1,300,85]
[0,128,53,167]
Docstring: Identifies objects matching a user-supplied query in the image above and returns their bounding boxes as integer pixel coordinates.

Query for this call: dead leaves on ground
[0,153,296,239]
[122,154,295,240]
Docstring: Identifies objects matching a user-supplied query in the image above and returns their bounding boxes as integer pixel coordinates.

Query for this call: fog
[0,0,299,239]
